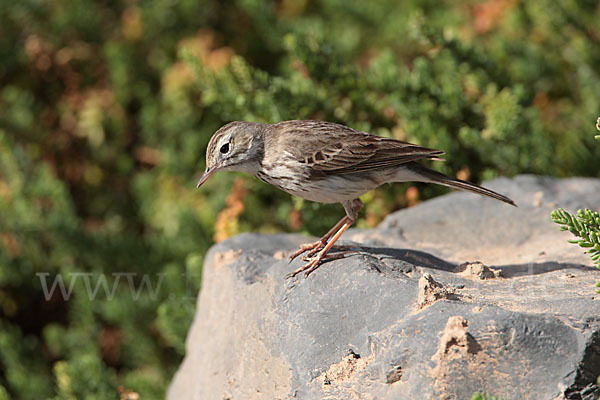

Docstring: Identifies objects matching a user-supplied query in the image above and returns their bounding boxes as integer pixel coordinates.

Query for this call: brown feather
[271,120,444,176]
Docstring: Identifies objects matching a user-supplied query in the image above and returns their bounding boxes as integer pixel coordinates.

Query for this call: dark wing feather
[274,120,444,175]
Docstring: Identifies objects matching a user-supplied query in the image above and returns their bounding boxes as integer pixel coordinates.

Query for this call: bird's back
[256,120,443,203]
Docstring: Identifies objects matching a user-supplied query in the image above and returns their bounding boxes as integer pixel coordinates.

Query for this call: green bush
[551,133,600,292]
[551,131,600,292]
[1,0,599,398]
[551,208,600,283]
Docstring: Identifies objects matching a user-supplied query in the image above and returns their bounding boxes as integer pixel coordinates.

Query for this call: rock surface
[168,175,600,400]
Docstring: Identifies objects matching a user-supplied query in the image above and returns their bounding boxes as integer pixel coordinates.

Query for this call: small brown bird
[197,120,516,278]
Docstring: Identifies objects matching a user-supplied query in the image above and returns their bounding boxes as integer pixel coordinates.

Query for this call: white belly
[255,156,424,204]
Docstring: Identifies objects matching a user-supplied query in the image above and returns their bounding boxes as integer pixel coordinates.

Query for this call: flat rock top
[168,175,600,400]
[350,174,598,267]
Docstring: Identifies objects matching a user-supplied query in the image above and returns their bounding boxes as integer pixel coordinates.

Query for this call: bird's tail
[405,162,517,207]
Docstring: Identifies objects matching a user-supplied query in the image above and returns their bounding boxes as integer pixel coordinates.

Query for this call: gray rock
[168,175,600,400]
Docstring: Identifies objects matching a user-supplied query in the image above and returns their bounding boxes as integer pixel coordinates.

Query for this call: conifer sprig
[551,208,600,291]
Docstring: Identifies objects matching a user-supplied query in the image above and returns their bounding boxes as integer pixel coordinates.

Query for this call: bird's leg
[285,218,355,278]
[288,216,350,262]
[286,198,363,278]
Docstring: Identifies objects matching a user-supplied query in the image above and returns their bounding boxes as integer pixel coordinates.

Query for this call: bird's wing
[276,120,444,175]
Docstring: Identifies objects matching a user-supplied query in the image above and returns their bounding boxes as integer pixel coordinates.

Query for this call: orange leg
[285,218,355,278]
[288,216,350,262]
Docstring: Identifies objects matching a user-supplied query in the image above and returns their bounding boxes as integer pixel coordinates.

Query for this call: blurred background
[0,0,599,398]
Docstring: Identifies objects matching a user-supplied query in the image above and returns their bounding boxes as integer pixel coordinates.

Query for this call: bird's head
[196,121,266,188]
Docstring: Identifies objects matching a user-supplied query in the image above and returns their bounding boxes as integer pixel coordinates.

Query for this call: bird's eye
[220,143,230,154]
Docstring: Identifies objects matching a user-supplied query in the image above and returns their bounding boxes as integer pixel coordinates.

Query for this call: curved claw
[288,240,326,262]
[286,250,355,279]
[285,256,321,279]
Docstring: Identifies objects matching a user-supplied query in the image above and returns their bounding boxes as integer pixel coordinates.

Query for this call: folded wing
[277,120,444,176]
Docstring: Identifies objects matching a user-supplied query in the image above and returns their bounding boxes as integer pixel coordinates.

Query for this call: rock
[457,261,502,280]
[415,273,460,311]
[168,175,600,400]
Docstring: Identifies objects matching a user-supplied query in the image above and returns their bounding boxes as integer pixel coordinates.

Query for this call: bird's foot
[286,249,355,279]
[288,239,327,262]
[301,244,355,260]
[289,241,356,263]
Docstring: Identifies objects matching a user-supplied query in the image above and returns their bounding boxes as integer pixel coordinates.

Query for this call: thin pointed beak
[196,167,216,188]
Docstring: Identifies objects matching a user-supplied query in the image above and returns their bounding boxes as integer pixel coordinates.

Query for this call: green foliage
[551,127,600,292]
[471,393,502,400]
[552,208,600,291]
[1,0,599,398]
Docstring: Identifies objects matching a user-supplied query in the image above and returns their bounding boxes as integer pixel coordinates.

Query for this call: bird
[196,120,516,278]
